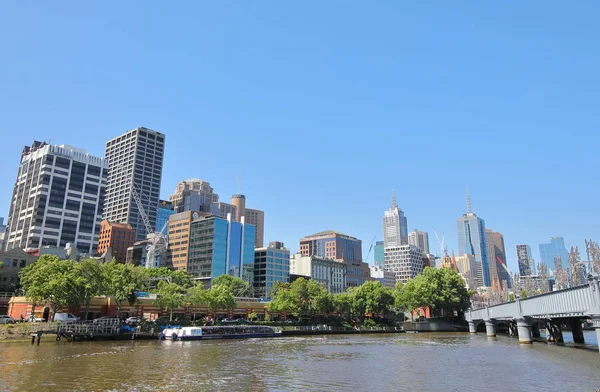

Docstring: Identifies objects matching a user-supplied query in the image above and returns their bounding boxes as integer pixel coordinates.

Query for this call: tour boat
[159,325,280,341]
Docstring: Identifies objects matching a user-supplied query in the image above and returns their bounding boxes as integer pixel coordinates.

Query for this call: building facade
[253,241,290,298]
[187,214,256,286]
[383,244,425,284]
[103,127,165,242]
[167,211,196,271]
[299,230,362,263]
[245,208,265,248]
[0,248,37,292]
[408,229,430,254]
[169,179,219,214]
[369,265,396,288]
[539,237,569,271]
[96,220,135,263]
[486,229,511,291]
[156,200,175,232]
[454,253,479,289]
[289,254,346,294]
[4,141,107,254]
[516,244,534,276]
[374,241,384,266]
[456,201,491,287]
[383,193,408,247]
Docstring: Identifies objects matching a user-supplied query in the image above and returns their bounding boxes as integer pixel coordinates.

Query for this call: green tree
[212,274,251,297]
[102,261,142,318]
[333,292,354,320]
[398,267,472,318]
[520,290,527,299]
[72,259,105,320]
[154,281,186,321]
[185,283,207,318]
[204,284,236,314]
[19,255,79,321]
[268,282,302,317]
[352,281,394,319]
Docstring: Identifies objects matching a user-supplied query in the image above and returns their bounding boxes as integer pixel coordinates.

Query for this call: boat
[159,325,280,341]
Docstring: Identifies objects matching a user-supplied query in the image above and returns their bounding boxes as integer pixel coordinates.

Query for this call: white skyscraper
[103,127,165,242]
[408,229,430,254]
[383,192,408,247]
[4,141,107,254]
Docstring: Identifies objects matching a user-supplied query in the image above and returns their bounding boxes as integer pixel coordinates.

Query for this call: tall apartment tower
[408,229,430,254]
[516,244,534,276]
[383,192,408,247]
[4,141,107,254]
[103,127,165,242]
[456,193,491,287]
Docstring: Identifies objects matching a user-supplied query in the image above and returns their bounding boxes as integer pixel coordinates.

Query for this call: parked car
[53,313,80,322]
[26,315,45,322]
[125,317,141,325]
[0,315,15,324]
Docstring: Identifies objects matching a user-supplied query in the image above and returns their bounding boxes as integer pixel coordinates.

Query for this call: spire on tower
[390,189,398,209]
[465,185,472,214]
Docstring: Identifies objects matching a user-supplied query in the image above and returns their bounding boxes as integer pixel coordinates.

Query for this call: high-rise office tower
[408,229,430,254]
[169,179,219,214]
[516,244,534,276]
[456,193,491,287]
[539,237,569,271]
[4,141,107,254]
[231,194,246,223]
[103,127,165,242]
[384,244,425,284]
[253,241,290,298]
[486,229,511,290]
[383,192,408,247]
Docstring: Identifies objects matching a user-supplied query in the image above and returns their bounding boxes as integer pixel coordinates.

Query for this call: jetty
[29,319,148,344]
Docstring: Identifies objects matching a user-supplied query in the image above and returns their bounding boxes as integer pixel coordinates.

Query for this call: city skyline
[0,135,594,275]
[2,3,599,276]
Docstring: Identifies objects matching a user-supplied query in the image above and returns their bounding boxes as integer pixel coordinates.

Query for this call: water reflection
[0,333,598,391]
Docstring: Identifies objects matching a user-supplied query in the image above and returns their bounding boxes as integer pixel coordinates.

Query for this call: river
[0,332,599,391]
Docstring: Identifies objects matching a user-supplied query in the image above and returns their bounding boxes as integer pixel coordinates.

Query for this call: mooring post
[37,333,41,345]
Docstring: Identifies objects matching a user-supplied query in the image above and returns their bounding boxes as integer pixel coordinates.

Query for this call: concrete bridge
[465,273,600,352]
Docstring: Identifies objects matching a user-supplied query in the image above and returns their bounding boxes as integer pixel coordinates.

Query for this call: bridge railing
[466,282,594,321]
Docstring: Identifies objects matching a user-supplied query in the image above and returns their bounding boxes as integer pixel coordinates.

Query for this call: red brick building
[96,220,136,262]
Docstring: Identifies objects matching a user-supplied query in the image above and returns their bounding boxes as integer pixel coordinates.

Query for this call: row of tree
[268,267,472,321]
[19,255,252,321]
[20,256,472,323]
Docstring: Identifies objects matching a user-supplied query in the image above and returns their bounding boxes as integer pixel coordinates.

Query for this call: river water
[1,332,599,391]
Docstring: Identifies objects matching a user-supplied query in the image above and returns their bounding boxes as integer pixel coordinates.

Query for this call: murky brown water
[0,333,599,391]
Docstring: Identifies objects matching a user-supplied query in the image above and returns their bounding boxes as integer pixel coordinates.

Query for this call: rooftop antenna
[391,189,398,209]
[465,185,472,214]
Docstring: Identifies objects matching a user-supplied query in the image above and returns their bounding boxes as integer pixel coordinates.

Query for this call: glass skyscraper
[456,197,490,287]
[253,241,290,298]
[155,199,174,232]
[539,237,569,270]
[188,214,256,286]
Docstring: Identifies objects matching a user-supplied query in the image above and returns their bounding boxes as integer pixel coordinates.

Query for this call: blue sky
[1,1,599,273]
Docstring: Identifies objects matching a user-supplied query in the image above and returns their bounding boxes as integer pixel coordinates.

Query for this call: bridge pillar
[516,318,532,344]
[468,320,477,334]
[570,319,585,344]
[546,320,564,344]
[531,322,541,338]
[484,320,496,337]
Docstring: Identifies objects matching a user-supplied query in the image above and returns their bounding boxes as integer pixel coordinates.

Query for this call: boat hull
[168,333,276,341]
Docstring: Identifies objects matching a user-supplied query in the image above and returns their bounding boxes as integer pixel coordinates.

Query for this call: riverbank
[0,323,37,341]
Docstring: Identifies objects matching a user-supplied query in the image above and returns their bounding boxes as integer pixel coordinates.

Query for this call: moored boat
[159,325,279,341]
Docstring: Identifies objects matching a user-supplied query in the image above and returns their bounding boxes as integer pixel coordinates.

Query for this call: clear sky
[2,1,599,273]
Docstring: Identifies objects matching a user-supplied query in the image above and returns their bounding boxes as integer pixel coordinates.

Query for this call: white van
[53,313,80,322]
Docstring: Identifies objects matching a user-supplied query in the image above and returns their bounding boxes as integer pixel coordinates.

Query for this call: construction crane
[117,163,167,269]
[131,184,168,268]
[364,236,376,263]
[433,230,447,259]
